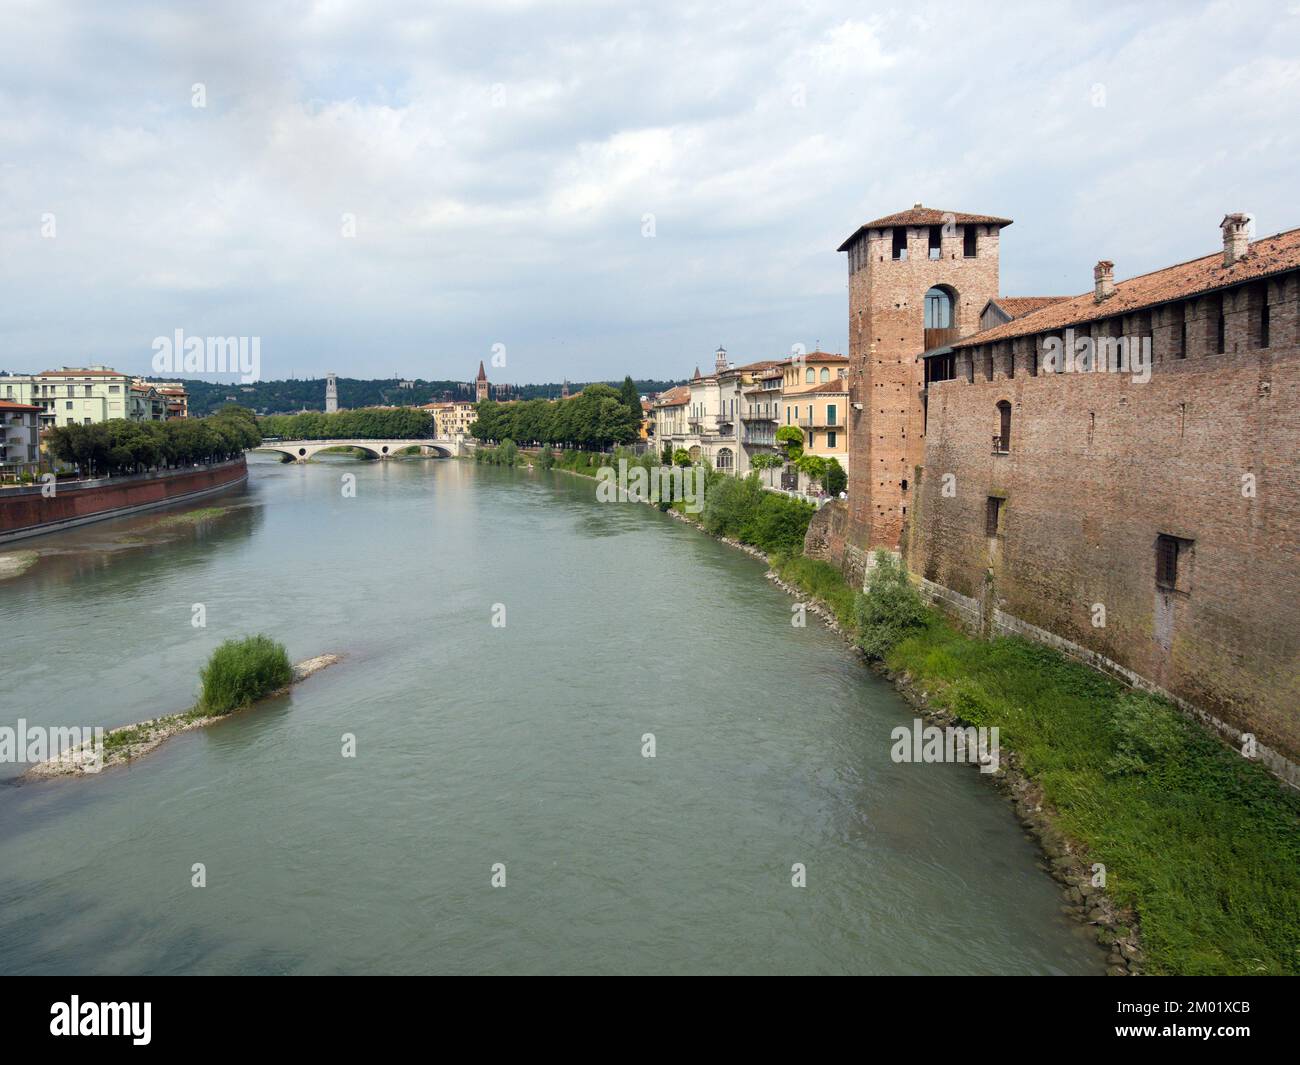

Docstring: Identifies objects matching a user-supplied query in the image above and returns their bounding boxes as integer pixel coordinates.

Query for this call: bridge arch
[252,438,457,462]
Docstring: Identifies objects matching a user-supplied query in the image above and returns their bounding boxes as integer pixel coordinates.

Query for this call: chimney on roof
[913,202,922,209]
[1221,212,1251,267]
[1093,260,1115,302]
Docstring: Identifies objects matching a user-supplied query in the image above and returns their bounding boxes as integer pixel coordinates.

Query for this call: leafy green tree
[776,425,804,462]
[797,453,829,491]
[824,458,847,496]
[673,448,691,468]
[618,376,643,438]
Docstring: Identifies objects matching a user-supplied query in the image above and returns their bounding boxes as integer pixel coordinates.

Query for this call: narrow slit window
[985,497,1004,537]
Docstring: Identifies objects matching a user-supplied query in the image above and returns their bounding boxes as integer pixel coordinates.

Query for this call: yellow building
[421,400,477,438]
[779,351,850,488]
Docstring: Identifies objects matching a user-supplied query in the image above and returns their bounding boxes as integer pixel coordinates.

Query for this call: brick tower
[475,360,489,402]
[838,204,1011,552]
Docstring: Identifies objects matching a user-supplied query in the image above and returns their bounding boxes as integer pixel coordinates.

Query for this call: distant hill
[139,377,686,416]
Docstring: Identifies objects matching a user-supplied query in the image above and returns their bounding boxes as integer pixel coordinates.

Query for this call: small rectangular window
[1156,535,1180,588]
[891,228,908,261]
[1215,312,1226,354]
[1259,304,1271,348]
[963,226,978,258]
[826,404,837,425]
[827,431,837,448]
[985,497,1004,537]
[928,226,941,259]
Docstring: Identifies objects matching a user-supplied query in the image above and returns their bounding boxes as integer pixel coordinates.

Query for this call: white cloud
[0,0,1296,382]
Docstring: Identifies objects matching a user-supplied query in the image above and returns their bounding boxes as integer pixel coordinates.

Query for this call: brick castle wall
[908,330,1300,761]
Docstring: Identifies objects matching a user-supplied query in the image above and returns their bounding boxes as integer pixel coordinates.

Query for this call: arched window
[995,400,1011,454]
[716,448,734,470]
[819,367,830,382]
[924,287,954,329]
[805,367,815,384]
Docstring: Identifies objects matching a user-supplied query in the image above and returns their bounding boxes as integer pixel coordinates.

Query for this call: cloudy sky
[1,0,1297,385]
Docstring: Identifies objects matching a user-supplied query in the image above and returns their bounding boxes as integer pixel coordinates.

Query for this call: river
[0,454,1101,974]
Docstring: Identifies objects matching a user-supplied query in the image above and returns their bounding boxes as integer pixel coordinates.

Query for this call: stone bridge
[254,438,466,462]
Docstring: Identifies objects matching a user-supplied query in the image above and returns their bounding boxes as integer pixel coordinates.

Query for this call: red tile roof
[954,226,1300,348]
[838,205,1013,252]
[799,378,850,394]
[0,400,40,411]
[989,296,1070,319]
[654,385,690,407]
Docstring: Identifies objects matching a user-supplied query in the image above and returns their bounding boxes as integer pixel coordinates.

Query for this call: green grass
[102,723,155,754]
[771,554,1300,975]
[772,553,857,630]
[891,621,1300,975]
[198,635,294,716]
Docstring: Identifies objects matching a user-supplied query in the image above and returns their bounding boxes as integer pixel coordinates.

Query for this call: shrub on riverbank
[854,551,932,659]
[699,473,816,555]
[198,635,293,715]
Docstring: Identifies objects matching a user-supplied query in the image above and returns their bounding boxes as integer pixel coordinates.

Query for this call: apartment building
[0,400,41,479]
[421,400,477,438]
[779,351,850,490]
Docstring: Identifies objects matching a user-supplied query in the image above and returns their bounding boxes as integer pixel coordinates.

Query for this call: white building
[0,400,41,479]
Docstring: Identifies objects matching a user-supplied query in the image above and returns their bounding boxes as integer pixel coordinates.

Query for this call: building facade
[1,367,136,428]
[0,367,189,429]
[0,400,41,479]
[780,351,850,490]
[422,400,477,438]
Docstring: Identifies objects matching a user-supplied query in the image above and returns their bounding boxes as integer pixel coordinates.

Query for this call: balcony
[924,326,961,350]
[741,410,777,422]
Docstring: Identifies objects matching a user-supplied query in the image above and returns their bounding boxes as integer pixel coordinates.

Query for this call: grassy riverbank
[771,553,1300,976]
